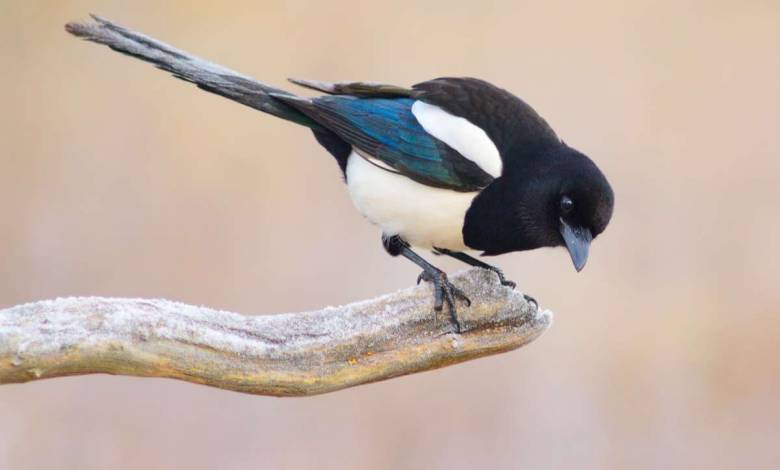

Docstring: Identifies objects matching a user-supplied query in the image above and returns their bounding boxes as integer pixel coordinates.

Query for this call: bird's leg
[383,235,471,332]
[433,248,515,287]
[433,248,537,309]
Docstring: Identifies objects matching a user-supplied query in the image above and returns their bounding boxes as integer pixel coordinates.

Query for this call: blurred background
[1,1,779,469]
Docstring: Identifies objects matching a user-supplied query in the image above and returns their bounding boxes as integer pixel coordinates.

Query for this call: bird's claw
[479,267,534,309]
[418,269,471,332]
[523,294,538,311]
[490,268,516,289]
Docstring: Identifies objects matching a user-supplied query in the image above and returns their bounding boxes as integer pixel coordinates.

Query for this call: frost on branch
[0,269,551,396]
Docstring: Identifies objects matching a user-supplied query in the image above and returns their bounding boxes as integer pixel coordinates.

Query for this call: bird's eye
[560,195,574,214]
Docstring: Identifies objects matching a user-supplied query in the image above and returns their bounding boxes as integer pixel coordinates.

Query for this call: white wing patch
[411,100,502,178]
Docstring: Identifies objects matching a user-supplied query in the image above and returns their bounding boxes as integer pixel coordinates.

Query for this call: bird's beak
[560,220,592,272]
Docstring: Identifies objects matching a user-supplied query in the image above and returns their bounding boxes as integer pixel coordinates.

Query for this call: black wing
[274,93,494,192]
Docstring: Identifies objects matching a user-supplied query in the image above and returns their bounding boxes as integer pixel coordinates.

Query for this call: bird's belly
[345,151,477,250]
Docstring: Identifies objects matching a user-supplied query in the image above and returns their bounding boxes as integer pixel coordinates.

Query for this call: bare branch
[52,17,553,396]
[0,269,551,396]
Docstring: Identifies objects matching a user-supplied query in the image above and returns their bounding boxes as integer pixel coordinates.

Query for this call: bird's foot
[479,266,535,310]
[431,247,515,289]
[483,266,516,289]
[417,269,471,333]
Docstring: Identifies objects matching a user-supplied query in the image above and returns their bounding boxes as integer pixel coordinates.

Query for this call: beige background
[2,1,779,469]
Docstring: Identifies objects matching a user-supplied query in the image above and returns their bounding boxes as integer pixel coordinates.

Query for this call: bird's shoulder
[411,77,561,160]
[283,77,563,186]
[289,76,560,160]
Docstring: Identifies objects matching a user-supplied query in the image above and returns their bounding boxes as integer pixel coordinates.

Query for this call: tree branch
[48,17,553,396]
[0,269,551,396]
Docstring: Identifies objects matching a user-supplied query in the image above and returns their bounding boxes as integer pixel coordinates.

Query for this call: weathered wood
[49,16,554,396]
[0,269,551,396]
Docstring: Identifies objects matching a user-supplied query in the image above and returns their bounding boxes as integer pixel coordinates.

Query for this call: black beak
[560,220,592,272]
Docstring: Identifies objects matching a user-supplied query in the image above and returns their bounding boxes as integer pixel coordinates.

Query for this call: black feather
[413,77,561,166]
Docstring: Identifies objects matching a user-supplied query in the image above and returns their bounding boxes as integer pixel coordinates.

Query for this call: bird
[66,16,615,332]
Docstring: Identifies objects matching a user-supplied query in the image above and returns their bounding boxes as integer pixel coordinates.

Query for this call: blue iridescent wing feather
[307,96,493,191]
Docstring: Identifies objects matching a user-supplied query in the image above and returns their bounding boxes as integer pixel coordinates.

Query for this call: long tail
[65,15,321,130]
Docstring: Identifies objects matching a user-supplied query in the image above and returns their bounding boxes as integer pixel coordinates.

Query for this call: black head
[463,145,614,271]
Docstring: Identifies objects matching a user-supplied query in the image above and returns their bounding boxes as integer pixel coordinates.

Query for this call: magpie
[66,16,615,331]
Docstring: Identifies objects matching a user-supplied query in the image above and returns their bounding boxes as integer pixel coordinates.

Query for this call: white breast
[411,101,502,178]
[345,151,477,250]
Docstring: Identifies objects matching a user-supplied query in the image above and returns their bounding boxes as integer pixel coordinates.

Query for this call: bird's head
[463,145,614,271]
